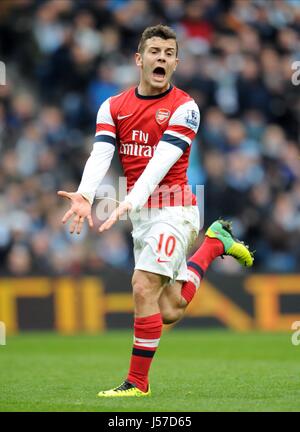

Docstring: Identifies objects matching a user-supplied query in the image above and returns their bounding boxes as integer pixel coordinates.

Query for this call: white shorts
[130,206,200,283]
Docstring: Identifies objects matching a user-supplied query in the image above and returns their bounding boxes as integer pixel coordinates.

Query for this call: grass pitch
[1,330,300,412]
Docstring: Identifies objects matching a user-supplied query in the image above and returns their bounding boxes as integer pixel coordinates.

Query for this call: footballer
[58,25,253,397]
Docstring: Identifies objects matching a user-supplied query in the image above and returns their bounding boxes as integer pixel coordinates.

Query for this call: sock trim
[187,261,204,278]
[134,337,160,348]
[134,313,162,324]
[132,348,155,358]
[187,269,200,289]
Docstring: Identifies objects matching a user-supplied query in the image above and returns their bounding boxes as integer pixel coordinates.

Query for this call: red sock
[181,237,224,304]
[127,313,162,392]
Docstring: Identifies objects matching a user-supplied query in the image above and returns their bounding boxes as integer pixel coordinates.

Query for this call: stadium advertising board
[0,272,299,333]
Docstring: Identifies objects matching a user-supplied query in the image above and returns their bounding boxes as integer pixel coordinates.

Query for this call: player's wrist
[77,191,93,206]
[124,195,136,212]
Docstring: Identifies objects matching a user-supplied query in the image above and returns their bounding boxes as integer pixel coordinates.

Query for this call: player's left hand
[99,200,132,233]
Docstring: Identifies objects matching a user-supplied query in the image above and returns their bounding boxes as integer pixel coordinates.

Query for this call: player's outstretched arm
[57,191,93,234]
[58,97,116,234]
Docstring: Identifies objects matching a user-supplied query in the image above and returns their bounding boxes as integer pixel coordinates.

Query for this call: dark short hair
[138,24,178,55]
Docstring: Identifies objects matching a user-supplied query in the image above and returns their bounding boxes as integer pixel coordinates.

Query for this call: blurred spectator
[6,244,33,276]
[87,63,120,116]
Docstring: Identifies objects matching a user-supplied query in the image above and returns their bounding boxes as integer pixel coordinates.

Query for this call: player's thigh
[132,268,168,297]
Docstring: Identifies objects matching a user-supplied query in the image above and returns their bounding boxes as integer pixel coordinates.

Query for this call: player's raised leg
[159,219,254,324]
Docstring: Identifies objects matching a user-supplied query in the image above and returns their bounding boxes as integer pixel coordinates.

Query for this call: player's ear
[135,52,143,67]
[174,58,179,71]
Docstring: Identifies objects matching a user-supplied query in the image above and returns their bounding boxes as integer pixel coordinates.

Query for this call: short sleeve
[95,98,116,146]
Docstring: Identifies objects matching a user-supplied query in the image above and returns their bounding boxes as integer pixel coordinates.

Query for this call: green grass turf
[0,330,300,412]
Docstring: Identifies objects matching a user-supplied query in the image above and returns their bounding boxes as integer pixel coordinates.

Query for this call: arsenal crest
[156,108,170,125]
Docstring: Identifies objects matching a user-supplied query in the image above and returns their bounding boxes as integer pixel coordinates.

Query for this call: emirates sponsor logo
[156,108,170,125]
[119,142,156,157]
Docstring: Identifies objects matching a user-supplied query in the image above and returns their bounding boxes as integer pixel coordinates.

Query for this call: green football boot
[205,219,254,267]
[97,380,151,398]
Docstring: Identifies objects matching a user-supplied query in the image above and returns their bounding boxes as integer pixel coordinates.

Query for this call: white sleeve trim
[77,141,115,205]
[124,141,183,212]
[96,98,115,127]
[95,130,116,138]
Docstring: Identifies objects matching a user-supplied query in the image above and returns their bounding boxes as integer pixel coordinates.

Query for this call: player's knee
[161,308,183,324]
[132,282,157,305]
[132,271,164,306]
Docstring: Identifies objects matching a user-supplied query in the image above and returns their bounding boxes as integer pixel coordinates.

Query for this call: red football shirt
[95,85,200,207]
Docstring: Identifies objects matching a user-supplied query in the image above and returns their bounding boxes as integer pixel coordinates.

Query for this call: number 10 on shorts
[157,234,176,257]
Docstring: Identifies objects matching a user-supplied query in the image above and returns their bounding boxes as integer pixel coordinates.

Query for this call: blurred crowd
[0,0,300,276]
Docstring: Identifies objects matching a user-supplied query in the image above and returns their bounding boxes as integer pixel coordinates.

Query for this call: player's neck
[137,82,170,97]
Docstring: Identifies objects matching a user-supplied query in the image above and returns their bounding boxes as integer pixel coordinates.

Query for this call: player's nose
[157,53,167,62]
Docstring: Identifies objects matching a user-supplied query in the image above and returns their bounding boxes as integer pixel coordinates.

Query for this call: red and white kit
[78,85,200,280]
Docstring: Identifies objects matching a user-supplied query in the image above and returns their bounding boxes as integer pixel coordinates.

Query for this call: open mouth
[152,66,166,81]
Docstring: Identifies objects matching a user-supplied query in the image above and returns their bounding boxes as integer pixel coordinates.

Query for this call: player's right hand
[57,191,94,234]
